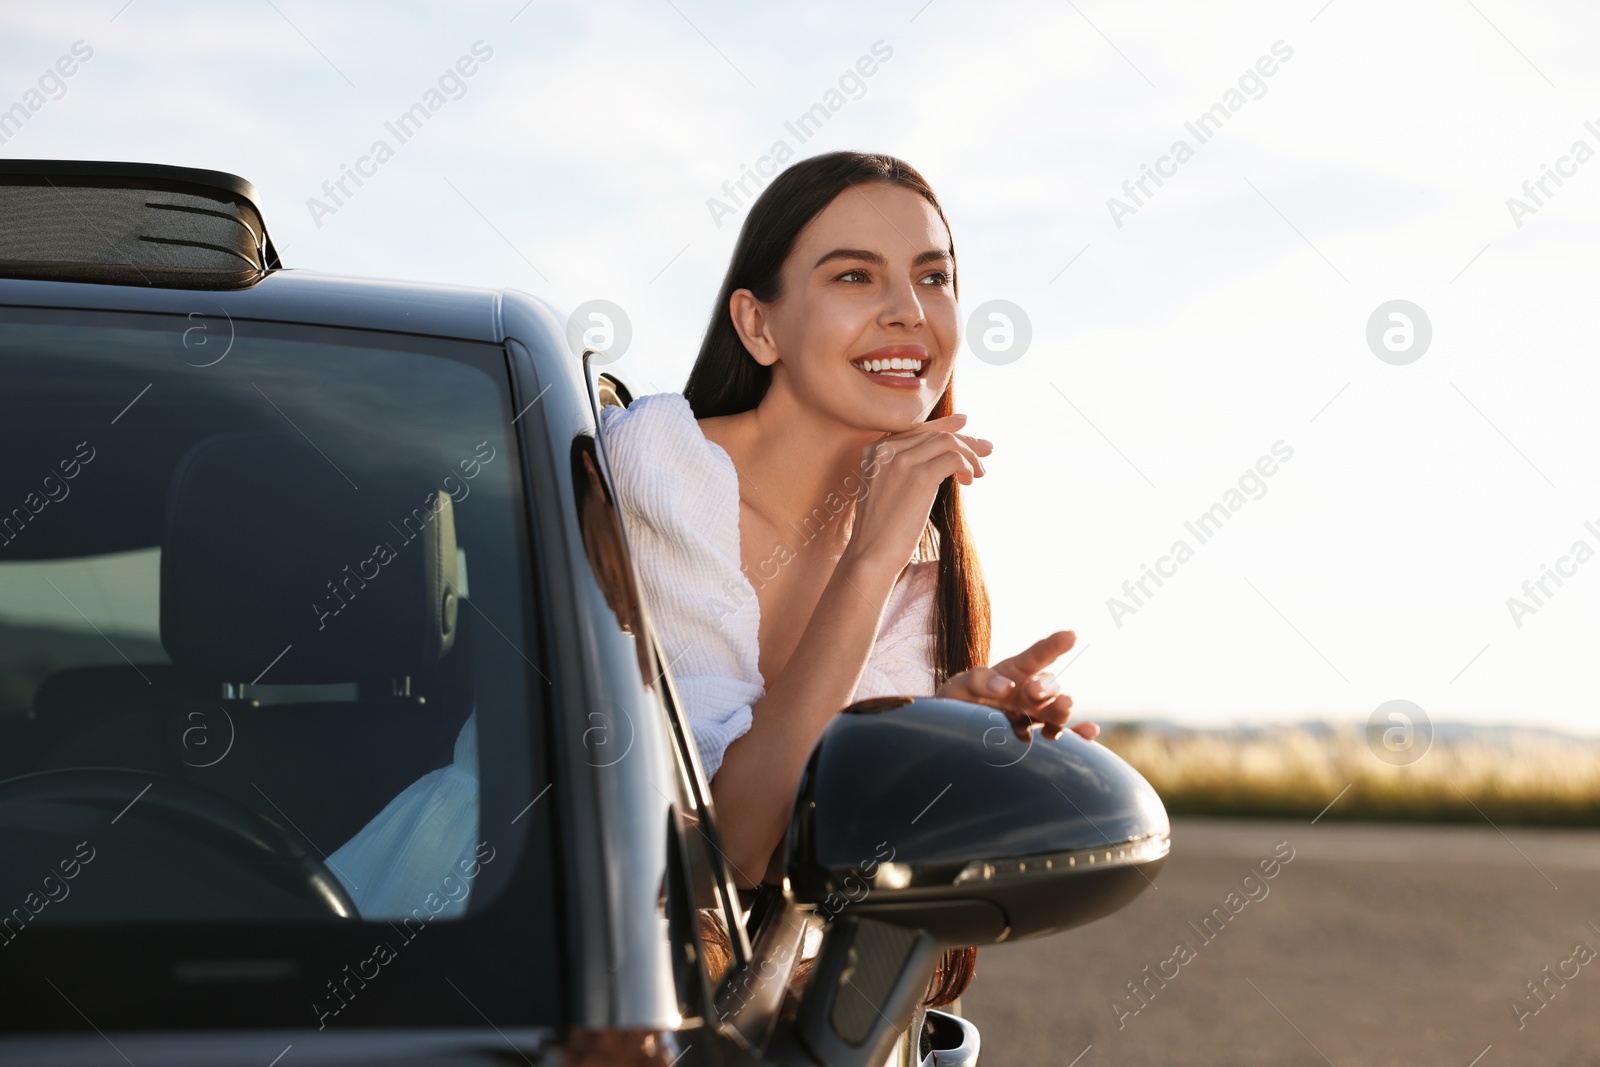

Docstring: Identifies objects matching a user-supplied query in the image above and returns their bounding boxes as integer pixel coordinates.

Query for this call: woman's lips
[852,362,925,389]
[849,346,930,390]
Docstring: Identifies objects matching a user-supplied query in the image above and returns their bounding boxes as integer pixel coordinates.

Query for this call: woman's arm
[708,548,901,885]
[707,415,994,885]
[713,583,1099,885]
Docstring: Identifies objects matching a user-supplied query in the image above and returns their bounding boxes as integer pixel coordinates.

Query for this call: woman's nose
[878,276,926,328]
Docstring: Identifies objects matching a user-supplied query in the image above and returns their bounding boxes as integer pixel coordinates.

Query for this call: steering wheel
[0,767,358,918]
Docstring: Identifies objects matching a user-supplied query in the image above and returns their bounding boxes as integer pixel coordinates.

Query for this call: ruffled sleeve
[599,393,764,779]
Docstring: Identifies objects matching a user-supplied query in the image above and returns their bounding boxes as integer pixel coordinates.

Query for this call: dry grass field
[1098,722,1600,826]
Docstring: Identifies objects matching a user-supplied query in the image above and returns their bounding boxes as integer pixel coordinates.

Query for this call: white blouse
[599,391,939,779]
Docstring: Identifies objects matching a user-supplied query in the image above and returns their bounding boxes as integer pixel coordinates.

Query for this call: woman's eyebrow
[813,247,953,269]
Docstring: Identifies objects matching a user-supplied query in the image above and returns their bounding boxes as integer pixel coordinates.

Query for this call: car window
[0,308,541,930]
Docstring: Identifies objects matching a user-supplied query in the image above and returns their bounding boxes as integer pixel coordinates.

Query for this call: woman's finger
[878,414,987,458]
[947,663,1066,743]
[992,685,1055,742]
[1028,693,1074,735]
[991,631,1076,689]
[944,665,1092,744]
[1037,693,1096,743]
[937,668,1033,741]
[937,666,1081,744]
[879,413,967,443]
[1023,671,1064,704]
[865,421,988,482]
[988,663,1065,707]
[893,423,988,478]
[959,434,994,457]
[1005,690,1074,743]
[956,665,1017,701]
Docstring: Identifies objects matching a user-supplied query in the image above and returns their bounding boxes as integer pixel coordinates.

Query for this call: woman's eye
[919,271,952,286]
[837,269,869,283]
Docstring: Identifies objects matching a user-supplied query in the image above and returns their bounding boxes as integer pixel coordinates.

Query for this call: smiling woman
[603,151,1100,1010]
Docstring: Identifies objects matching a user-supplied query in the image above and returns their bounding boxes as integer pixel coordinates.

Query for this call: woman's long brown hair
[682,150,989,1007]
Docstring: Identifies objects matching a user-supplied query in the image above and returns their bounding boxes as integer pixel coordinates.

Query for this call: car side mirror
[785,695,1170,945]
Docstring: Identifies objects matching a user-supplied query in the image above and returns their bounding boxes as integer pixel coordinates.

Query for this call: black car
[0,160,1171,1066]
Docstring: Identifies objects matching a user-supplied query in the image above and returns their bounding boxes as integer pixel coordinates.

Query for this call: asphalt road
[962,817,1600,1067]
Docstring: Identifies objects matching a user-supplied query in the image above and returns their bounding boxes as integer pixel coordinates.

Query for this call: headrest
[160,430,458,684]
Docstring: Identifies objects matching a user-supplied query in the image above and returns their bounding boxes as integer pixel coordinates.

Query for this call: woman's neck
[701,386,881,554]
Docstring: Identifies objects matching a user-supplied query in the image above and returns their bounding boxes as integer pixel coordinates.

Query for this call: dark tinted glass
[0,307,543,939]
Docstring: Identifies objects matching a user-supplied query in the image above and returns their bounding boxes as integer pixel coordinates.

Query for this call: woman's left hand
[933,629,1099,744]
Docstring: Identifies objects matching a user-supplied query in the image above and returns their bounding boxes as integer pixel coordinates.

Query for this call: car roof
[0,268,524,344]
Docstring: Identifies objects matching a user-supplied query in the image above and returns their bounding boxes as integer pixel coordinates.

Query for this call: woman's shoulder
[598,390,698,454]
[598,391,728,521]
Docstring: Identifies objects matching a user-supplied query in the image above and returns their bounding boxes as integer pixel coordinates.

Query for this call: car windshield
[0,307,543,936]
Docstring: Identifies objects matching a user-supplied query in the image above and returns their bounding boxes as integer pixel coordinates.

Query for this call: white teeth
[853,357,923,376]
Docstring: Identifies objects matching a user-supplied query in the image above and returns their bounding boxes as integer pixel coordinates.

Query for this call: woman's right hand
[843,413,992,573]
[935,629,1098,743]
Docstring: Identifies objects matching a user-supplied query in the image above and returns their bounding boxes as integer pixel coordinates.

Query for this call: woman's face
[735,182,959,430]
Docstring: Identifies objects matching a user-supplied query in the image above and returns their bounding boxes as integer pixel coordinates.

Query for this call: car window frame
[582,365,758,995]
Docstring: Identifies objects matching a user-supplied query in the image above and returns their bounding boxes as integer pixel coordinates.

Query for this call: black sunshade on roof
[0,159,283,290]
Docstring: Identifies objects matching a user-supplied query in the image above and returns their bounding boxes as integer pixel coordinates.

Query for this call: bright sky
[9,1,1600,735]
